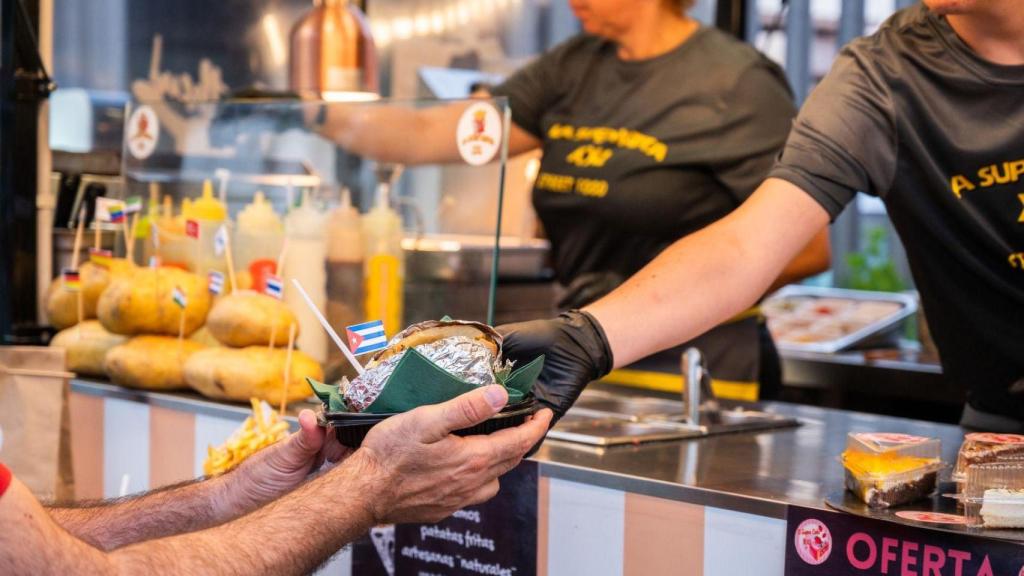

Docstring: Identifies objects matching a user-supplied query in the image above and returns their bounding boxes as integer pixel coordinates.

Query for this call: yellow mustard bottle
[362,183,404,337]
[182,180,228,275]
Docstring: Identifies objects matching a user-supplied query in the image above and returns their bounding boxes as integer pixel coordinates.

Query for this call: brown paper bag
[0,346,76,502]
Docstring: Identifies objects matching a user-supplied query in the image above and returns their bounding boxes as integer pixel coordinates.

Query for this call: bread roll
[205,291,299,347]
[97,267,211,336]
[104,335,206,390]
[48,320,126,376]
[367,320,500,368]
[46,259,134,329]
[185,346,322,405]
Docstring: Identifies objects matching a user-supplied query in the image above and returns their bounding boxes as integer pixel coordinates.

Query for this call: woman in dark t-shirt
[319,0,830,397]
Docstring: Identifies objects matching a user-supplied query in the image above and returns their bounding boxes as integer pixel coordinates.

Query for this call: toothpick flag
[346,320,388,356]
[265,275,283,300]
[214,225,228,256]
[124,196,144,215]
[62,268,81,292]
[171,285,188,309]
[208,270,225,295]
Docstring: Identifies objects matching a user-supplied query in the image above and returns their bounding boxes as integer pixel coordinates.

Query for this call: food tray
[319,396,539,448]
[762,286,917,354]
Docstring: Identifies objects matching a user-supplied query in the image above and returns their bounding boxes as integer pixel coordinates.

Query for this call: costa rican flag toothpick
[346,320,388,356]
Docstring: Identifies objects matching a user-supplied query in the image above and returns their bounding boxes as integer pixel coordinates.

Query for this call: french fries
[203,398,289,477]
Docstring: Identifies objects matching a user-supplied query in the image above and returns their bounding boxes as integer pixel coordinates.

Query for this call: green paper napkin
[307,378,348,412]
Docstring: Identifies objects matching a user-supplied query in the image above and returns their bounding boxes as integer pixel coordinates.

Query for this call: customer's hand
[498,310,614,421]
[352,385,552,525]
[229,410,351,512]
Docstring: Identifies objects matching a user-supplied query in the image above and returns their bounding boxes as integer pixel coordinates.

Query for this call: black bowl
[319,396,539,448]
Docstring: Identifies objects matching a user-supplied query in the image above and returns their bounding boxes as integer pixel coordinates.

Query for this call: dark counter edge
[71,378,789,519]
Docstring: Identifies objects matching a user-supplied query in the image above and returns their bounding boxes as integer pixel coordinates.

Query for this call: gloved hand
[497,310,614,422]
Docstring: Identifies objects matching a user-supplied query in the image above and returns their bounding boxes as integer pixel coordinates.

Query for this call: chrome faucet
[681,348,717,430]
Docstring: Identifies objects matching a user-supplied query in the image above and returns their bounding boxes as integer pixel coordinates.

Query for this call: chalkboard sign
[352,460,539,576]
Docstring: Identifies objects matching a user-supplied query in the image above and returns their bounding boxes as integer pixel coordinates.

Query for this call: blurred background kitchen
[1,0,951,423]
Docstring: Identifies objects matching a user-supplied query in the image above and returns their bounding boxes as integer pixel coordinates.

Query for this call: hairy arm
[48,410,342,551]
[47,476,229,552]
[0,458,376,576]
[586,178,831,367]
[318,97,541,164]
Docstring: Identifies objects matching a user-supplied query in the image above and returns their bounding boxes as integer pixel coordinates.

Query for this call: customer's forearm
[47,432,321,551]
[109,455,377,576]
[5,455,376,575]
[47,474,234,551]
[586,179,830,367]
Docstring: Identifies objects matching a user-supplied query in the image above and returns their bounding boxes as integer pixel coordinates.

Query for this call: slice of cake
[842,433,942,509]
[955,433,1024,476]
[979,489,1024,528]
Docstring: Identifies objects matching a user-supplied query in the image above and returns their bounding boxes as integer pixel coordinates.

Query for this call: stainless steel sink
[548,390,800,447]
[567,391,685,421]
[546,414,706,446]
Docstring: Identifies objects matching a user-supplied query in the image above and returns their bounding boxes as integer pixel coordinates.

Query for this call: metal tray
[546,416,704,446]
[403,234,551,282]
[763,286,918,354]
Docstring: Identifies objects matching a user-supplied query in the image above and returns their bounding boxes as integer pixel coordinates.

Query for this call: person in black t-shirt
[500,1,1024,432]
[318,0,831,397]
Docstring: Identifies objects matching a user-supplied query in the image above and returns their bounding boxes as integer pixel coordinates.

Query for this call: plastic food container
[953,433,1024,484]
[319,396,539,448]
[960,462,1024,528]
[842,432,943,508]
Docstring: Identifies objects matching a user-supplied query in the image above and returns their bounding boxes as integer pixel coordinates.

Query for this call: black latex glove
[497,310,614,423]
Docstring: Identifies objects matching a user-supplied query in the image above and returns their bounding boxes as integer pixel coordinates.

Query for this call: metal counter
[535,396,964,519]
[70,378,967,521]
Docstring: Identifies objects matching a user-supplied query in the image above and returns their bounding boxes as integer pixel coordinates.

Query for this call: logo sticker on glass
[456,102,502,166]
[794,518,833,565]
[127,105,160,160]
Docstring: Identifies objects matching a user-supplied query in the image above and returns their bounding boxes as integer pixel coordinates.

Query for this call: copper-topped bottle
[289,0,379,99]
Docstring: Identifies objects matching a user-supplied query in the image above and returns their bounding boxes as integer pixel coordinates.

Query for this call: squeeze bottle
[283,191,328,363]
[362,182,404,337]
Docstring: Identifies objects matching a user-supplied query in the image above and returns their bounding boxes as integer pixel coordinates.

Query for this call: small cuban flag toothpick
[62,268,81,292]
[149,255,162,269]
[171,285,188,309]
[265,275,283,300]
[208,270,225,295]
[346,320,388,356]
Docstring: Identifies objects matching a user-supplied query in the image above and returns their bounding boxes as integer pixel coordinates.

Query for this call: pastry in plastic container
[960,462,1024,528]
[952,433,1024,484]
[841,432,943,508]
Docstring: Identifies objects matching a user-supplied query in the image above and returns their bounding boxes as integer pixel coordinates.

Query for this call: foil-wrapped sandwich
[342,319,512,412]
